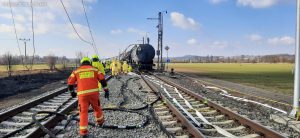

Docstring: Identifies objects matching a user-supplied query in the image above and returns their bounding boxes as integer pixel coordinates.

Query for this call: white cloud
[209,0,228,4]
[0,0,100,57]
[0,13,26,22]
[31,12,56,22]
[187,38,198,45]
[0,23,25,34]
[127,27,146,36]
[0,24,13,33]
[212,41,228,49]
[248,34,263,42]
[35,23,51,35]
[267,36,295,46]
[46,0,97,14]
[66,23,91,40]
[110,29,123,35]
[237,0,280,8]
[0,0,97,38]
[170,12,200,30]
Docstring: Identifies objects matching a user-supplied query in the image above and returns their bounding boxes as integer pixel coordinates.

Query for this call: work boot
[81,134,93,138]
[97,119,104,126]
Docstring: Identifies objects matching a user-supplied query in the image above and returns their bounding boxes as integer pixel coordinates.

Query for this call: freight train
[121,42,155,70]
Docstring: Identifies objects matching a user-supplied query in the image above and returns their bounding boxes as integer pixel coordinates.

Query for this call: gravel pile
[159,74,299,137]
[62,75,167,138]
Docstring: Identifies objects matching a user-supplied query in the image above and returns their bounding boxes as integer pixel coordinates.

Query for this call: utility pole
[291,0,300,117]
[19,38,30,65]
[147,11,167,71]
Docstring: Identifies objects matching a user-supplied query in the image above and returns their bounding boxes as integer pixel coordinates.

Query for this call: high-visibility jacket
[128,65,133,72]
[68,65,107,96]
[92,61,105,75]
[122,63,129,73]
[117,61,122,72]
[110,61,119,76]
[105,62,110,70]
[110,61,117,71]
[67,65,107,136]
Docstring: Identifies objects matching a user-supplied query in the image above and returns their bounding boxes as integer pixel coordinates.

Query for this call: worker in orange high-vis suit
[68,57,109,138]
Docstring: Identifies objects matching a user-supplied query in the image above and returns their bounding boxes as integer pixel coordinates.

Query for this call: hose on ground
[31,76,159,138]
[2,97,73,138]
[33,108,150,136]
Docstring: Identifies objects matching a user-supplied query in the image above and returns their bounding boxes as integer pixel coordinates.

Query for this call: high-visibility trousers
[112,69,118,76]
[123,69,128,74]
[78,93,104,135]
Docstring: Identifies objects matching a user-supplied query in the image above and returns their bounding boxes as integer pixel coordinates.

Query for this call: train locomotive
[121,42,155,71]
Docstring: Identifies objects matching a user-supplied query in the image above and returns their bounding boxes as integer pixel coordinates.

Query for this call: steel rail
[155,75,285,138]
[26,75,112,138]
[0,87,67,122]
[141,75,205,138]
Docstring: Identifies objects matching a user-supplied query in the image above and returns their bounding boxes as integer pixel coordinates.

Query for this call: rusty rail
[141,75,205,138]
[155,75,285,138]
[27,75,112,138]
[0,87,67,122]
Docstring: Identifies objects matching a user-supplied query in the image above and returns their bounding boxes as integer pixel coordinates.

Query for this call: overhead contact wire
[9,0,25,67]
[29,0,36,70]
[60,0,94,46]
[81,0,99,56]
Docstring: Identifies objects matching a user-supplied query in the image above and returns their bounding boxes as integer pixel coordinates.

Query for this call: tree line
[169,54,295,63]
[0,52,70,77]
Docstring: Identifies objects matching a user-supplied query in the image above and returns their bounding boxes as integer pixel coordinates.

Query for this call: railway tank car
[122,43,155,70]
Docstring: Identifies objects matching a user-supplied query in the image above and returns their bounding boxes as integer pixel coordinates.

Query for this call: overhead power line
[60,0,94,47]
[29,0,36,70]
[9,0,36,70]
[9,0,24,66]
[81,0,99,56]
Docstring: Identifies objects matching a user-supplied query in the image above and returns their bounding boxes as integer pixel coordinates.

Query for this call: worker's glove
[70,91,76,98]
[104,88,109,100]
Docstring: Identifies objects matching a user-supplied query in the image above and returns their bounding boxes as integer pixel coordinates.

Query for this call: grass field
[167,63,294,94]
[0,64,65,72]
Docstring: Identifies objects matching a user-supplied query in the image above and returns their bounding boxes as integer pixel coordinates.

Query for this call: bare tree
[61,56,68,69]
[47,54,57,71]
[76,52,84,67]
[3,52,14,77]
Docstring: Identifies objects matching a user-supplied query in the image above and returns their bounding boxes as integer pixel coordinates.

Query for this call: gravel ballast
[159,73,299,137]
[62,74,167,138]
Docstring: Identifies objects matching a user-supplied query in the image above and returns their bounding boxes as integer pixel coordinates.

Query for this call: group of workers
[109,59,132,76]
[67,55,132,138]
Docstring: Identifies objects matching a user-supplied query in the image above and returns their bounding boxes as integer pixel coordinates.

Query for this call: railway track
[175,72,292,112]
[0,75,111,138]
[141,75,204,138]
[142,74,285,138]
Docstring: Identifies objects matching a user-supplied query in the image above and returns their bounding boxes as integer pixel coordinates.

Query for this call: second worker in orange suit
[68,57,109,138]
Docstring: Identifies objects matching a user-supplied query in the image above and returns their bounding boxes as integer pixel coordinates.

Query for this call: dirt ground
[0,69,72,110]
[0,80,66,110]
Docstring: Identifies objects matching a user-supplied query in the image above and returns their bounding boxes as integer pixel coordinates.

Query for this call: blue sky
[0,0,296,58]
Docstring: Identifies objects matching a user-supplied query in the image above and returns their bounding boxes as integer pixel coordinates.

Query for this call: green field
[0,64,65,72]
[167,63,294,94]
